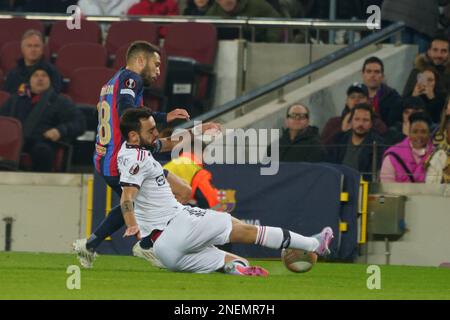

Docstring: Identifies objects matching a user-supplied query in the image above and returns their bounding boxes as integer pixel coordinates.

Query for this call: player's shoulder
[119,143,149,163]
[118,69,142,89]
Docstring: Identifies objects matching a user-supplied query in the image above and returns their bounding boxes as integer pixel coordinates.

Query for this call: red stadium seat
[48,20,101,59]
[55,43,108,81]
[0,90,10,106]
[0,41,22,74]
[0,18,44,45]
[111,43,129,70]
[67,67,116,105]
[0,116,22,170]
[105,21,159,59]
[164,22,217,65]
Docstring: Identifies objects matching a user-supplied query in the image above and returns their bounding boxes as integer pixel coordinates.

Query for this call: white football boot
[73,238,97,269]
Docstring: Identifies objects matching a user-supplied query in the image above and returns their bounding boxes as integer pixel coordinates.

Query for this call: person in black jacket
[4,29,62,94]
[183,0,213,15]
[361,56,403,127]
[327,103,385,181]
[268,103,326,162]
[0,66,85,172]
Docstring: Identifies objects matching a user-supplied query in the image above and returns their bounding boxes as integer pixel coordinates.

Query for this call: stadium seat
[163,22,217,116]
[55,43,108,81]
[20,142,73,172]
[0,18,44,45]
[0,41,22,75]
[48,20,101,59]
[112,43,129,70]
[0,90,10,106]
[0,116,22,170]
[105,21,159,59]
[67,67,116,105]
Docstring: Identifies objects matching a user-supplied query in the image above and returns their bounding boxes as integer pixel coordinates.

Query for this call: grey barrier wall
[0,172,89,253]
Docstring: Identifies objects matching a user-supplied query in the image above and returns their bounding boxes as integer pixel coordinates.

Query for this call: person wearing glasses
[268,103,326,162]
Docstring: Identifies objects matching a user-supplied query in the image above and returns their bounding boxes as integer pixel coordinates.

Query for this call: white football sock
[255,226,319,252]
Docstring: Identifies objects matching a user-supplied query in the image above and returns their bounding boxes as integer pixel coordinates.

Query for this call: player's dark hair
[362,56,384,74]
[409,111,432,128]
[126,41,160,63]
[120,108,153,139]
[349,103,373,122]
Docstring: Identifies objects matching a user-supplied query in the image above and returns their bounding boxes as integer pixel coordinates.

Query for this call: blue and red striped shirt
[93,68,166,177]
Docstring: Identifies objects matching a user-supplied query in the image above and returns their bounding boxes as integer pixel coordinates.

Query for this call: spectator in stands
[380,112,434,183]
[268,103,326,162]
[4,29,62,94]
[361,56,403,127]
[184,0,214,15]
[127,0,179,38]
[127,0,179,15]
[320,83,387,145]
[0,0,26,11]
[0,66,85,172]
[433,96,450,139]
[34,0,78,13]
[426,113,450,183]
[382,0,440,53]
[383,97,428,146]
[408,66,446,123]
[206,0,281,42]
[403,35,450,97]
[327,103,385,181]
[78,0,139,15]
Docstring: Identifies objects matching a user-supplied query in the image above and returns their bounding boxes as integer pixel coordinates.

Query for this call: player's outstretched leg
[229,218,334,257]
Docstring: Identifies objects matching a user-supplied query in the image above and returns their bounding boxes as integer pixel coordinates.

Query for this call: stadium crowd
[0,0,449,184]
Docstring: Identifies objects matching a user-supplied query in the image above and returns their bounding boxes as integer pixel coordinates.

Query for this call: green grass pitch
[1,252,449,300]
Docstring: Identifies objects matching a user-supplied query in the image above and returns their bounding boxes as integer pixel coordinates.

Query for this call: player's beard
[141,64,153,87]
[138,133,155,149]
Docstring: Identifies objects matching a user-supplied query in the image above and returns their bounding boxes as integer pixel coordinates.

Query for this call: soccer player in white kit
[118,108,334,276]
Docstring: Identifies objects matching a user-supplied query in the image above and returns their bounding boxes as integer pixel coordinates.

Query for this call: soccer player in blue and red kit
[73,41,189,267]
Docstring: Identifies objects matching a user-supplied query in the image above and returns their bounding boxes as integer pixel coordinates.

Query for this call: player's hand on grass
[124,225,141,240]
[167,108,190,122]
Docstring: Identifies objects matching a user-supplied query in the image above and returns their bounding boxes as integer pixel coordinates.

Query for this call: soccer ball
[281,248,317,273]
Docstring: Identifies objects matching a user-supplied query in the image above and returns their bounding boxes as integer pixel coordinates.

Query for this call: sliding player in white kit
[118,108,334,276]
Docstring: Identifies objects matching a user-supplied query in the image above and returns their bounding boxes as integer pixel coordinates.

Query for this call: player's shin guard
[86,205,125,250]
[255,226,319,252]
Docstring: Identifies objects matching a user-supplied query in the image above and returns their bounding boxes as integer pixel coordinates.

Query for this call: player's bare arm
[166,171,192,204]
[120,186,141,239]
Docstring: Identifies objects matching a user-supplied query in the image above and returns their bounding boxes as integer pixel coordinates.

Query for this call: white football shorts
[153,207,233,273]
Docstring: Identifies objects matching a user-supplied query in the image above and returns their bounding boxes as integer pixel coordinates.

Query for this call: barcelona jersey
[93,68,164,177]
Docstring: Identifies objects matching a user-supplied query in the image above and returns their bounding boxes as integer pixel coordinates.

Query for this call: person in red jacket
[127,0,179,37]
